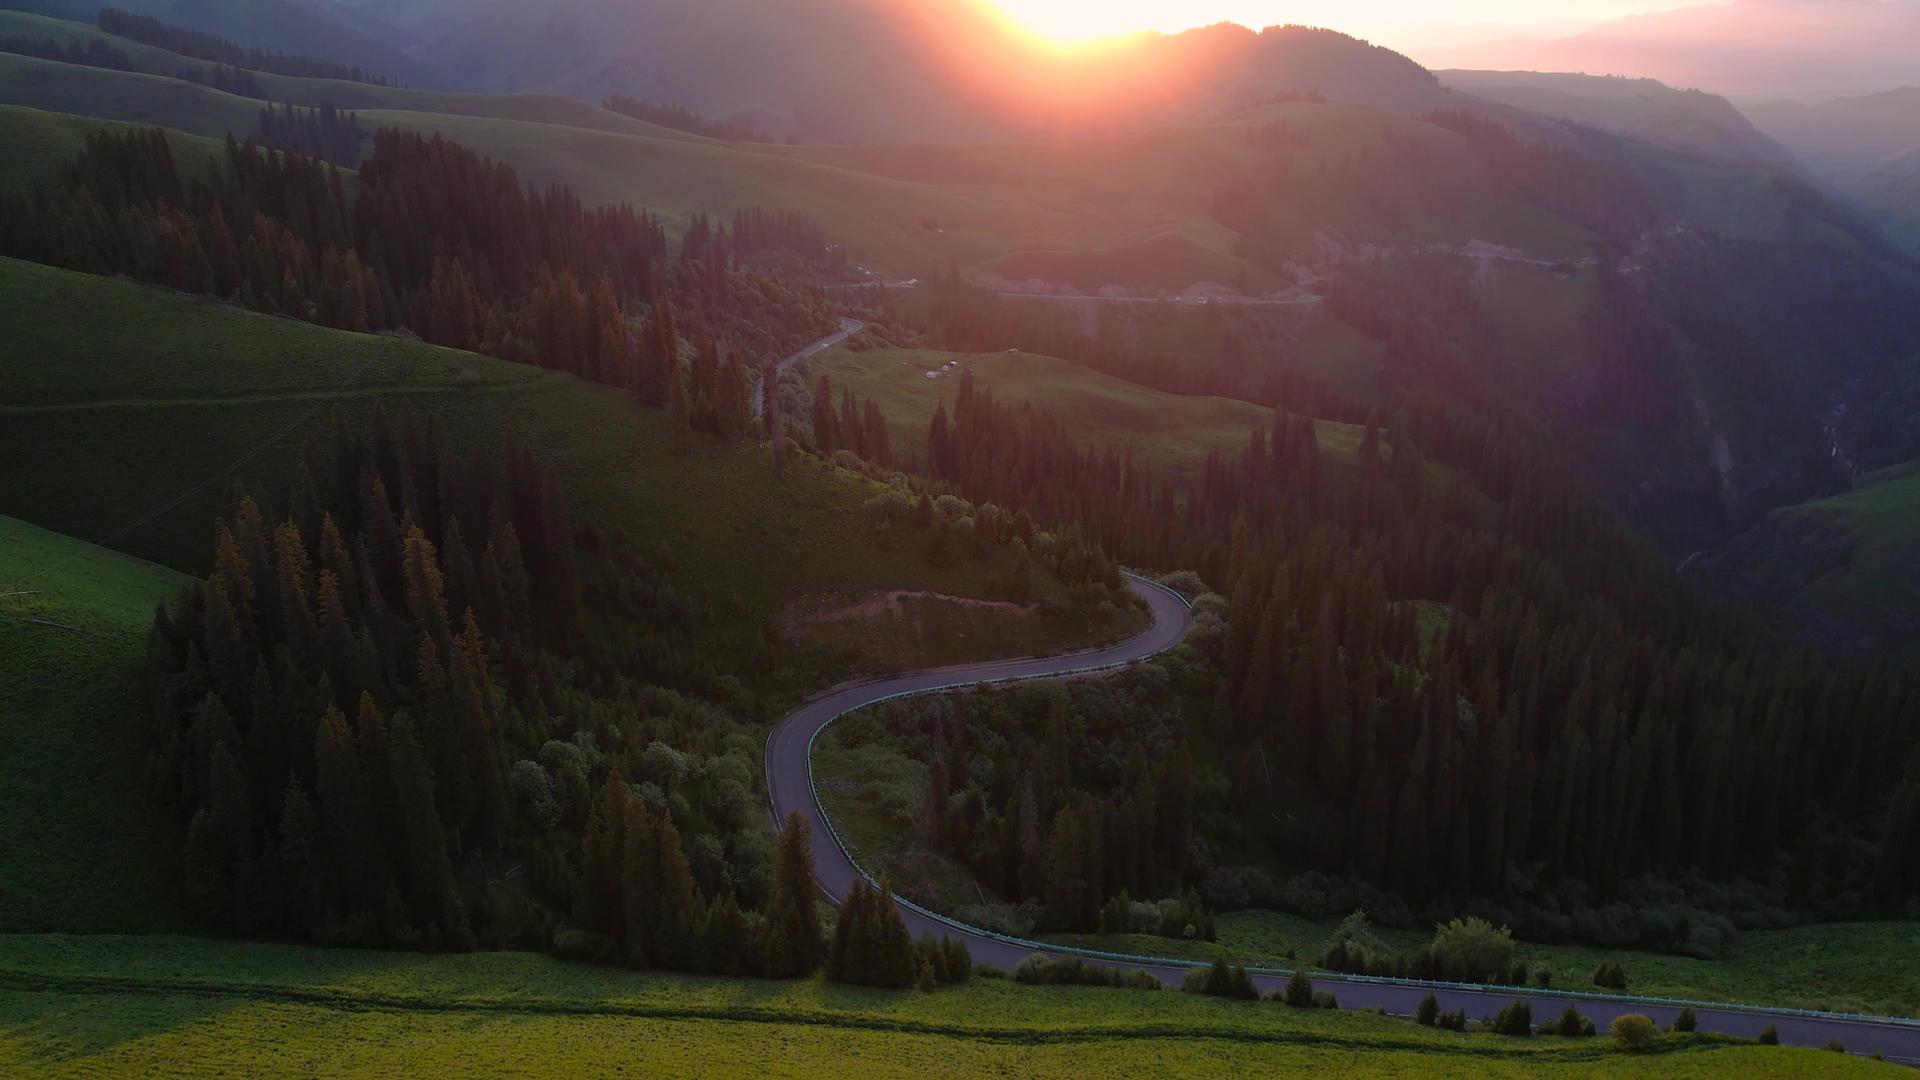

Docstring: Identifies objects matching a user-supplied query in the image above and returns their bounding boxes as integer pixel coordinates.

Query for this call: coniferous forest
[6,118,1917,969]
[96,7,400,86]
[0,127,841,440]
[816,327,1920,952]
[141,407,1014,982]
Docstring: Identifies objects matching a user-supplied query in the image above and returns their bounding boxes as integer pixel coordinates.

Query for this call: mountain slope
[1695,462,1920,659]
[16,0,430,84]
[1417,0,1920,100]
[3,38,1916,560]
[1440,69,1798,170]
[1856,146,1920,251]
[1746,87,1920,175]
[1746,87,1920,251]
[0,515,189,933]
[0,257,1055,635]
[388,0,1462,142]
[0,10,709,142]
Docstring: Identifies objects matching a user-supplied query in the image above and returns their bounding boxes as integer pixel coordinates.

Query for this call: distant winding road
[765,574,1920,1062]
[750,317,864,420]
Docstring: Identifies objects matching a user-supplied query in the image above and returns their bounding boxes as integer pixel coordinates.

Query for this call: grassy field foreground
[0,935,1895,1078]
[1047,909,1920,1019]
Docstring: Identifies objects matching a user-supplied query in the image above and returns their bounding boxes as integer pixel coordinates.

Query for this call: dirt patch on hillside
[784,590,1035,633]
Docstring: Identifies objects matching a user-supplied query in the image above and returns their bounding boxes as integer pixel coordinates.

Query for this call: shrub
[974,964,1008,980]
[1670,1006,1697,1033]
[1757,1024,1779,1045]
[1429,917,1515,984]
[1416,993,1440,1027]
[1491,1000,1534,1036]
[1592,961,1629,990]
[1610,1013,1659,1052]
[1312,989,1339,1010]
[1540,1004,1595,1037]
[550,928,617,963]
[1533,967,1552,988]
[908,932,971,988]
[1281,970,1316,1008]
[1438,1009,1469,1031]
[1183,958,1259,1000]
[1508,962,1530,986]
[1157,570,1207,598]
[1320,908,1403,977]
[1826,1040,1846,1053]
[1012,954,1159,990]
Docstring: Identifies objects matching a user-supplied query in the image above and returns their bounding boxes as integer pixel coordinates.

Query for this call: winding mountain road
[750,317,865,420]
[764,581,1920,1062]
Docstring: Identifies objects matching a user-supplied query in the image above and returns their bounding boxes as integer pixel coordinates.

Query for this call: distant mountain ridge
[1440,69,1799,171]
[1747,87,1920,252]
[308,0,1468,143]
[1417,0,1920,100]
[6,0,431,84]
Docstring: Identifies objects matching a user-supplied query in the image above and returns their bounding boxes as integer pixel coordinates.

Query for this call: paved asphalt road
[750,317,864,419]
[765,574,1920,1060]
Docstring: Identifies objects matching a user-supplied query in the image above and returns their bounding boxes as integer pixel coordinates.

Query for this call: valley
[0,2,1917,1074]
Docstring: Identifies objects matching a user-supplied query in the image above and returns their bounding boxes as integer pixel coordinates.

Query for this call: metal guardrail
[793,571,1920,1030]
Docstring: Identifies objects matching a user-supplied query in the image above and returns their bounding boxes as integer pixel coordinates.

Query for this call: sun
[985,0,1177,44]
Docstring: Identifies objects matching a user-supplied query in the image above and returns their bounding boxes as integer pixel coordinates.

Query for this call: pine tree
[621,797,662,966]
[827,876,873,983]
[279,776,321,932]
[314,704,377,920]
[812,373,838,454]
[867,877,917,988]
[669,356,693,452]
[764,812,825,976]
[400,525,452,654]
[385,711,471,948]
[767,361,786,475]
[652,813,703,970]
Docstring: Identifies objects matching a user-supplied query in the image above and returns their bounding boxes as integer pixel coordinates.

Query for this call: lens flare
[986,0,1175,43]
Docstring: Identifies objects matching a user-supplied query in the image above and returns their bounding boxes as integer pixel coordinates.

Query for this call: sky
[985,0,1702,50]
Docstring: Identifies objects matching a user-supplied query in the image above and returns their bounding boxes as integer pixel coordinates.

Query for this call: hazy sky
[987,0,1701,49]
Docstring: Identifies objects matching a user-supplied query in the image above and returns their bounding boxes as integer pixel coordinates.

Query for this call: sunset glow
[985,0,1707,50]
[986,0,1179,43]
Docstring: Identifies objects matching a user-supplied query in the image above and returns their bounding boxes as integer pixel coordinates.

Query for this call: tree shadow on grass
[0,987,239,1068]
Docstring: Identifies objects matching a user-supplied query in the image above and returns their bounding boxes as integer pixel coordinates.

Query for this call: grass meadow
[0,517,188,933]
[0,934,1896,1078]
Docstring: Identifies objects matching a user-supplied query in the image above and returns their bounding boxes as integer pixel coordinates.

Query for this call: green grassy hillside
[3,39,1881,294]
[821,347,1288,484]
[812,345,1450,499]
[0,9,707,142]
[0,50,1600,274]
[0,52,1035,256]
[0,517,188,933]
[0,258,1094,653]
[0,51,270,139]
[1702,462,1920,660]
[0,103,226,191]
[0,935,1892,1077]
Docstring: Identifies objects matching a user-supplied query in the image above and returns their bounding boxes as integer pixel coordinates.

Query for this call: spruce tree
[868,878,917,989]
[764,812,825,977]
